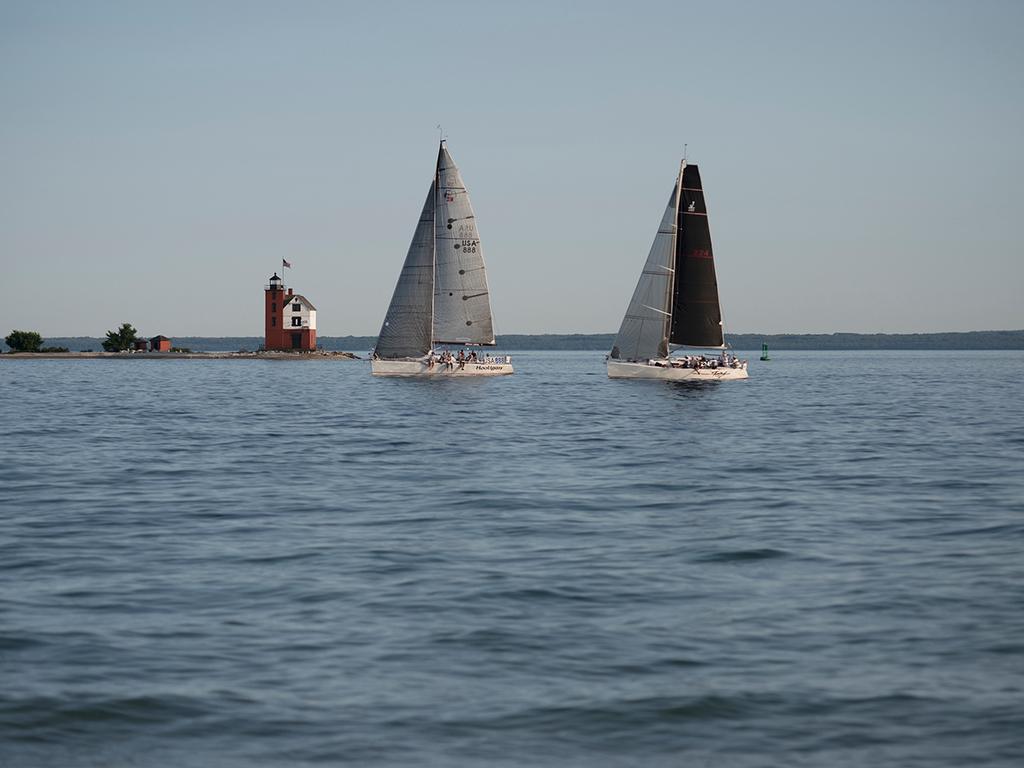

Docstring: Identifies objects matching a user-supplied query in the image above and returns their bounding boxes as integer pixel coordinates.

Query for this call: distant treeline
[725,330,1024,351]
[498,330,1024,350]
[17,330,1024,353]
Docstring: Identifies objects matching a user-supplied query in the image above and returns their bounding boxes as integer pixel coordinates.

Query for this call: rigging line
[641,305,672,317]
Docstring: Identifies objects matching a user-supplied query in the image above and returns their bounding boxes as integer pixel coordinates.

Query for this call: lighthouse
[264,272,317,351]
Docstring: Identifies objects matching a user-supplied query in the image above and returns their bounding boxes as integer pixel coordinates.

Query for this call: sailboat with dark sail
[607,160,748,380]
[371,140,513,377]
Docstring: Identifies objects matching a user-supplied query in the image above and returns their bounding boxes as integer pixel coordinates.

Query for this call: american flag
[282,259,292,269]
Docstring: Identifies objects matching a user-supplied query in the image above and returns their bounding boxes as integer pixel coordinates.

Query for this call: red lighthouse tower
[265,272,317,351]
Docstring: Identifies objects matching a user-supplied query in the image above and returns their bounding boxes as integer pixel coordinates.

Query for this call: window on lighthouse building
[293,303,301,312]
[291,317,302,327]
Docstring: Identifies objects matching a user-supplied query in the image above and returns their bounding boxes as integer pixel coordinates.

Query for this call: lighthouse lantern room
[265,272,317,351]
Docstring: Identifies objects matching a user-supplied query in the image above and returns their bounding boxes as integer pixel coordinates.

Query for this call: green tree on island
[102,323,138,352]
[4,330,43,352]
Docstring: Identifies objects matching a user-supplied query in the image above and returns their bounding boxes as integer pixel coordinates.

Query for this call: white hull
[371,358,514,377]
[607,359,749,381]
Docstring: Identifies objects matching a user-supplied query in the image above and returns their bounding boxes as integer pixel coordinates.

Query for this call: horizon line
[22,328,1024,339]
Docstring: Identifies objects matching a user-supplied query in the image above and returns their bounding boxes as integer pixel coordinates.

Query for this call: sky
[1,0,1022,337]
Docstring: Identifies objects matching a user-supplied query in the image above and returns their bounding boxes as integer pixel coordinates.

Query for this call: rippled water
[2,351,1023,766]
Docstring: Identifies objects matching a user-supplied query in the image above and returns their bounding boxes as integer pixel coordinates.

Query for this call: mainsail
[374,181,436,359]
[432,142,496,345]
[670,164,724,348]
[609,170,681,361]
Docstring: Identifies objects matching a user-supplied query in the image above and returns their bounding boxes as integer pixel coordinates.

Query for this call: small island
[3,326,359,360]
[2,273,361,360]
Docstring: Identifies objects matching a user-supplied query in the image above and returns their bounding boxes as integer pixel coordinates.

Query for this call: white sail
[609,176,679,361]
[432,142,496,345]
[374,181,436,359]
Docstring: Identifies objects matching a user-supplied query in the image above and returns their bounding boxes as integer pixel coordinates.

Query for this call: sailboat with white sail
[607,159,748,380]
[371,140,513,377]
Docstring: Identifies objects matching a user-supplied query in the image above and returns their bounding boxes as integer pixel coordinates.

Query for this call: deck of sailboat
[371,358,513,377]
[607,358,748,381]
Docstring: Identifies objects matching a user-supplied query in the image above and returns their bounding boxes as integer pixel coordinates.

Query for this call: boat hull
[371,358,514,377]
[607,359,749,381]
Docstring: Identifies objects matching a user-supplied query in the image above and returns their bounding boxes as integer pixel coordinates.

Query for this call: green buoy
[760,342,770,361]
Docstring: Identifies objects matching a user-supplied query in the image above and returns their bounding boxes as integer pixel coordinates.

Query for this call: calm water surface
[2,351,1023,766]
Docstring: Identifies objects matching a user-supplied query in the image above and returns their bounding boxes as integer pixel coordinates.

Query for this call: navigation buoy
[760,342,770,361]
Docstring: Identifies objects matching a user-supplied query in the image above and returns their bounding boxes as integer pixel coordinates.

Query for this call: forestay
[432,142,496,345]
[375,182,436,359]
[609,177,679,361]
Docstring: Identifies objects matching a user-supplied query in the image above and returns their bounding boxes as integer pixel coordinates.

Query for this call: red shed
[150,335,172,352]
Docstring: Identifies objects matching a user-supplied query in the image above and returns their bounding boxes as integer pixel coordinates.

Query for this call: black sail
[669,164,724,348]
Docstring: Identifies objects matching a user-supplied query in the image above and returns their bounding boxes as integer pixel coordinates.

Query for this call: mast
[665,160,684,354]
[430,140,442,348]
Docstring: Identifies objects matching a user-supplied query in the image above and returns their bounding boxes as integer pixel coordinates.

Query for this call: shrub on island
[5,330,43,353]
[102,323,138,352]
